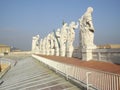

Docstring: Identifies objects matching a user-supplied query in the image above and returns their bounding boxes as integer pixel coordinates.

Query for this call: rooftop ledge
[34,54,120,75]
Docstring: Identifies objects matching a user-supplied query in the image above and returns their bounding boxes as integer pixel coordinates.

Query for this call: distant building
[98,44,120,49]
[11,46,21,52]
[0,44,10,55]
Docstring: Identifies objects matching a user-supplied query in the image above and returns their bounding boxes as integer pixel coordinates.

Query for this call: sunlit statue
[42,38,45,55]
[67,22,78,57]
[54,28,61,56]
[32,36,36,52]
[39,39,43,54]
[60,23,69,56]
[32,35,40,53]
[49,32,55,55]
[79,7,96,49]
[45,34,51,55]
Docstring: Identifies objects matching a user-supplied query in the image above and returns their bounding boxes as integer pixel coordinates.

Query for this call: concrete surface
[0,56,80,90]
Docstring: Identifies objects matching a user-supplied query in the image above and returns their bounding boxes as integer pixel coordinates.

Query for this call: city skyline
[0,0,120,50]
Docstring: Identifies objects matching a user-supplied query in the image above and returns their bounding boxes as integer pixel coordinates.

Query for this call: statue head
[57,28,60,32]
[87,7,93,13]
[36,35,40,38]
[70,21,78,30]
[56,28,61,37]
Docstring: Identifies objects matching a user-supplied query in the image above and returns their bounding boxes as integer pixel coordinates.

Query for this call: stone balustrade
[32,54,120,90]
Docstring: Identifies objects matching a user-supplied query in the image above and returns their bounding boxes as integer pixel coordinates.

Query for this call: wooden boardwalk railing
[32,54,120,90]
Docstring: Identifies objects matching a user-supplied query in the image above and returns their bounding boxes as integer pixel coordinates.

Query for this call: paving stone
[0,56,80,90]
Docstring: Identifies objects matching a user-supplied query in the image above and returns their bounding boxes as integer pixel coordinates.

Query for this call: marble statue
[54,28,61,56]
[45,34,51,55]
[67,22,78,57]
[42,37,46,55]
[79,7,96,49]
[32,36,36,52]
[32,35,40,53]
[60,23,69,56]
[49,32,55,55]
[39,39,43,54]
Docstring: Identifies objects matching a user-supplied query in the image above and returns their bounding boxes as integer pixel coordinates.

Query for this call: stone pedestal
[35,52,40,54]
[82,49,92,61]
[66,51,72,57]
[60,49,66,57]
[55,49,59,56]
[50,49,54,55]
[42,50,45,55]
[46,50,50,55]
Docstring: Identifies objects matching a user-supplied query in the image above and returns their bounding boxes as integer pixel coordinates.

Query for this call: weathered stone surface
[60,23,69,57]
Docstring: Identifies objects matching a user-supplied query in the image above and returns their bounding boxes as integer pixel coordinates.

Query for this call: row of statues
[32,21,78,57]
[32,7,96,57]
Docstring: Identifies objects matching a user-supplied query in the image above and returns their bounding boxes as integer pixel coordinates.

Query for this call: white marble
[45,34,51,55]
[82,49,92,61]
[54,28,61,56]
[60,23,69,56]
[79,7,97,60]
[67,22,78,57]
[49,32,55,55]
[32,35,40,53]
[42,37,46,55]
[79,7,96,49]
[39,39,43,54]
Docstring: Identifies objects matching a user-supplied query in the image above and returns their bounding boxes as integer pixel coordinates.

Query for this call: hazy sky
[0,0,120,50]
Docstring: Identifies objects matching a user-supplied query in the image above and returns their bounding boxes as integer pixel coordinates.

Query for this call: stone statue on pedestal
[67,22,78,57]
[49,32,55,55]
[79,7,96,49]
[60,23,69,56]
[54,28,61,56]
[42,37,46,55]
[32,35,40,53]
[45,34,51,55]
[39,39,43,54]
[79,7,96,60]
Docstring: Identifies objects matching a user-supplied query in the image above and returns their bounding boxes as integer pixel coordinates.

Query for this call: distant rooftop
[98,44,120,49]
[0,44,10,47]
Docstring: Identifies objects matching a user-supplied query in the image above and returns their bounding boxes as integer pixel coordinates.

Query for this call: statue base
[60,50,66,57]
[82,49,93,61]
[55,50,59,56]
[50,49,54,55]
[46,50,50,55]
[66,51,73,57]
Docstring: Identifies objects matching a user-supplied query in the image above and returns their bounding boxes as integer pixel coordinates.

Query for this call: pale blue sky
[0,0,120,50]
